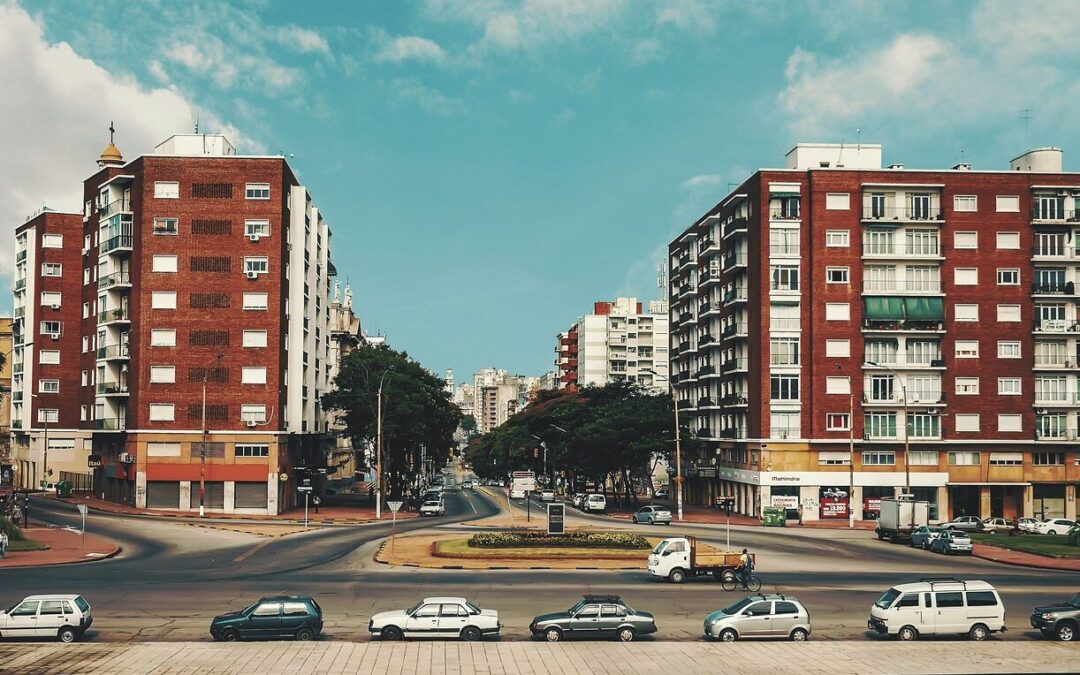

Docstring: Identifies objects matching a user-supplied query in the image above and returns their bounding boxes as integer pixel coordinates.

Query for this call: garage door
[146,481,180,509]
[234,481,268,509]
[189,481,225,509]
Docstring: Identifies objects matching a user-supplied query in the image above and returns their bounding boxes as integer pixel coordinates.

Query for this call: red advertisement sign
[820,497,850,519]
[864,498,882,513]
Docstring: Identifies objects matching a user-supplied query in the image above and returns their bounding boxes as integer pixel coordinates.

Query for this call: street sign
[387,500,403,513]
[87,455,102,469]
[279,473,289,482]
[547,503,565,535]
[297,486,313,493]
[77,504,88,516]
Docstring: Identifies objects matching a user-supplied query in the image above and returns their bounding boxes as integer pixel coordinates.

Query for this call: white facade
[471,368,521,433]
[575,297,669,390]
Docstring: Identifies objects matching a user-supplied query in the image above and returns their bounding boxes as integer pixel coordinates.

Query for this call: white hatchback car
[0,595,93,643]
[369,597,499,641]
[420,500,446,517]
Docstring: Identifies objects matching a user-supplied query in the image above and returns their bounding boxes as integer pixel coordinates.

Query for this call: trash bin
[55,481,72,498]
[761,507,786,527]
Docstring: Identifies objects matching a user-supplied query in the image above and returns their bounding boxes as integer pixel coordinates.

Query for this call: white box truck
[876,496,930,543]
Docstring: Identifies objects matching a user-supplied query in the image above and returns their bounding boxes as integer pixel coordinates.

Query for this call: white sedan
[540,490,555,502]
[369,597,500,641]
[1034,518,1076,535]
[420,500,445,517]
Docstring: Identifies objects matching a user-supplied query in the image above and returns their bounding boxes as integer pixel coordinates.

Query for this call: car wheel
[897,625,918,642]
[1057,622,1076,642]
[719,628,738,643]
[295,627,315,642]
[58,627,78,644]
[968,623,989,641]
[669,568,686,584]
[1047,530,1058,536]
[648,517,654,525]
[616,627,636,642]
[790,628,809,642]
[460,626,482,642]
[221,628,241,642]
[382,626,403,641]
[544,627,563,642]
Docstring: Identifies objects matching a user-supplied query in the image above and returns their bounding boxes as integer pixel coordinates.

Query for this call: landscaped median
[969,532,1080,571]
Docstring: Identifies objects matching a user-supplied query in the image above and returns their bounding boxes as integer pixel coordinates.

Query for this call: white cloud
[0,4,245,288]
[656,0,719,34]
[682,174,724,190]
[274,25,331,55]
[376,36,447,64]
[393,79,467,115]
[553,107,576,127]
[508,89,534,103]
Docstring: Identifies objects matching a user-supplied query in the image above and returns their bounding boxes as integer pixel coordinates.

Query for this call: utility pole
[375,366,395,520]
[645,369,682,522]
[199,353,224,517]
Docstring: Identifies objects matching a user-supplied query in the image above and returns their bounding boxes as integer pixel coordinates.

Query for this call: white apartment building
[561,297,669,390]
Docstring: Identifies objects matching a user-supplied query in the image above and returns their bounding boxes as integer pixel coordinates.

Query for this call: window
[954,231,978,249]
[41,291,62,307]
[1033,452,1065,466]
[39,349,60,365]
[864,413,896,439]
[245,220,271,237]
[997,341,1021,358]
[235,444,270,458]
[149,366,175,384]
[82,302,89,319]
[826,376,850,395]
[253,602,281,617]
[770,265,799,291]
[770,374,799,401]
[909,413,940,438]
[955,340,979,358]
[151,291,177,309]
[825,303,850,321]
[996,268,1019,286]
[147,442,182,457]
[41,262,62,277]
[954,268,978,285]
[825,339,850,358]
[825,414,850,431]
[997,414,1022,432]
[245,183,271,200]
[862,451,895,466]
[81,336,89,353]
[909,451,939,465]
[864,339,898,365]
[152,255,178,273]
[154,181,180,198]
[153,218,179,235]
[995,195,1020,212]
[906,340,941,365]
[39,379,59,393]
[996,232,1020,250]
[244,257,269,275]
[243,330,268,348]
[149,403,175,421]
[953,195,977,212]
[825,193,850,210]
[869,374,895,402]
[770,337,799,365]
[948,451,981,466]
[243,292,268,310]
[955,377,980,395]
[150,329,176,347]
[40,320,61,336]
[989,452,1022,466]
[241,404,267,423]
[241,367,267,384]
[967,591,998,607]
[992,304,1021,323]
[954,304,978,322]
[37,408,59,424]
[825,230,849,247]
[998,377,1021,395]
[826,267,849,284]
[41,233,63,248]
[936,591,964,608]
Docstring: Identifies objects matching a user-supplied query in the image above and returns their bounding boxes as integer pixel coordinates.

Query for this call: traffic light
[533,447,540,458]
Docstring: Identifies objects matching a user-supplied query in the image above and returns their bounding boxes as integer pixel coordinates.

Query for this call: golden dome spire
[98,121,124,167]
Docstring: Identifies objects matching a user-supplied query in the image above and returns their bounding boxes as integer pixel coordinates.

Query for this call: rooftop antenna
[836,136,845,168]
[108,120,115,144]
[1020,108,1032,148]
[856,127,861,166]
[194,114,199,134]
[278,151,295,158]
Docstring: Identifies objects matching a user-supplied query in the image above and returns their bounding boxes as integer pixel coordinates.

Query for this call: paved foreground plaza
[0,641,1075,674]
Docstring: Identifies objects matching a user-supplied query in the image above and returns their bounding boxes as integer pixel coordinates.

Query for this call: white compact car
[583,493,607,513]
[420,500,446,517]
[540,490,555,502]
[868,579,1004,641]
[0,595,93,643]
[369,597,500,641]
[1035,518,1076,535]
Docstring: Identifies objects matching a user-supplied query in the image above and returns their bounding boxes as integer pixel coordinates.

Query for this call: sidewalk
[0,524,120,569]
[973,543,1080,572]
[607,502,877,529]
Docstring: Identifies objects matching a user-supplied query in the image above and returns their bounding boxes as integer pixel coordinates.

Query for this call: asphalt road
[2,486,1076,644]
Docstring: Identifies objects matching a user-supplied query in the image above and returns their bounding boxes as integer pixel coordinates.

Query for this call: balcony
[862,243,943,258]
[12,362,23,374]
[769,282,800,299]
[722,322,748,339]
[13,391,23,402]
[697,365,716,377]
[721,394,749,406]
[1032,282,1076,296]
[698,334,714,346]
[769,244,800,258]
[93,418,127,431]
[1031,206,1080,224]
[100,198,131,219]
[679,312,694,324]
[98,308,130,325]
[678,340,693,354]
[698,238,720,257]
[719,427,746,439]
[696,428,714,439]
[770,208,800,222]
[13,307,24,319]
[1035,426,1078,441]
[1033,319,1080,334]
[677,399,695,410]
[1033,392,1080,406]
[98,271,132,290]
[862,206,944,222]
[96,382,130,396]
[1032,245,1080,260]
[862,279,942,294]
[1033,357,1080,370]
[96,344,130,361]
[862,358,945,370]
[862,319,946,333]
[100,234,133,254]
[697,397,716,408]
[700,270,722,286]
[723,218,748,239]
[721,357,748,373]
[678,283,694,297]
[16,250,27,264]
[723,287,748,305]
[14,278,26,292]
[722,252,748,272]
[700,301,723,317]
[769,426,801,440]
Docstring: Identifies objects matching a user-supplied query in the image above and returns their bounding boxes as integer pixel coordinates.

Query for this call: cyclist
[737,548,754,590]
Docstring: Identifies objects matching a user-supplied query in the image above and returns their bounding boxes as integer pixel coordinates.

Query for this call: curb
[972,545,1080,572]
[0,544,122,570]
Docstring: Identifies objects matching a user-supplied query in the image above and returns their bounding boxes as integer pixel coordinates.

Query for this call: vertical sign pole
[305,493,309,530]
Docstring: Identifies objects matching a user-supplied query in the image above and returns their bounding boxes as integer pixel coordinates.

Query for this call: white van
[584,493,607,513]
[868,579,1005,641]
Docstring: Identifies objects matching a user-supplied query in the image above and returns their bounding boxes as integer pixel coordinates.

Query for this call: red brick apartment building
[11,134,336,514]
[669,142,1080,523]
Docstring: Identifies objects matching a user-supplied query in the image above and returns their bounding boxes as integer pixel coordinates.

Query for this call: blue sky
[3,0,1080,380]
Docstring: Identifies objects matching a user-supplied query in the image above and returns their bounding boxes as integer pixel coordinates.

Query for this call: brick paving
[0,525,120,569]
[0,641,1075,674]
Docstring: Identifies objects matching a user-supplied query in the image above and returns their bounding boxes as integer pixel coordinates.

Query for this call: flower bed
[467,530,649,550]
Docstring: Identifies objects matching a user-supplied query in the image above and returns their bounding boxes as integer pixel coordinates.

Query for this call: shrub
[468,530,649,549]
[0,516,23,541]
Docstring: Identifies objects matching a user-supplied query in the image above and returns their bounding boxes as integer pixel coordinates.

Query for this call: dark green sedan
[529,595,656,642]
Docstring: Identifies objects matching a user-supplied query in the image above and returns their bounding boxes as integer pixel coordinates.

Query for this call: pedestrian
[0,529,8,559]
[797,504,804,526]
[313,496,321,514]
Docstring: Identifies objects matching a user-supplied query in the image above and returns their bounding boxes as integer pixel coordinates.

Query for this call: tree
[322,345,461,500]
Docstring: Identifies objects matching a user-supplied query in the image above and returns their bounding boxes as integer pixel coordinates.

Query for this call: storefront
[1033,483,1067,520]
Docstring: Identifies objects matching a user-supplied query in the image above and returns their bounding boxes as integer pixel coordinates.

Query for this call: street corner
[0,525,120,569]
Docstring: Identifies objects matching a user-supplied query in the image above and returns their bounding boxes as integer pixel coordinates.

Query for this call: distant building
[556,297,669,391]
[0,317,12,486]
[326,282,364,484]
[472,368,521,433]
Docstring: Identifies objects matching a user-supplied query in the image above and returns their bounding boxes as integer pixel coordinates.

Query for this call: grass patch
[468,530,649,549]
[434,537,656,560]
[970,533,1080,559]
[7,539,48,552]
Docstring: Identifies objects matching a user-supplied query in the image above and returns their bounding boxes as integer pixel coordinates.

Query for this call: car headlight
[709,618,722,626]
[1041,612,1056,620]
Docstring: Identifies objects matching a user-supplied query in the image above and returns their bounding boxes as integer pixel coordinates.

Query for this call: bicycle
[721,574,762,592]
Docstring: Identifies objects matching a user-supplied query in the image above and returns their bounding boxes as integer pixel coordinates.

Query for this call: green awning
[864,296,905,320]
[904,297,944,321]
[863,220,903,228]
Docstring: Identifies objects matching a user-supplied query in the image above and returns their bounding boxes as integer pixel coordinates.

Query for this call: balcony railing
[697,238,718,255]
[769,426,801,439]
[723,218,748,238]
[100,198,131,219]
[1031,207,1080,223]
[1033,319,1080,333]
[96,382,129,396]
[96,344,130,360]
[862,206,944,222]
[13,307,24,319]
[862,244,942,257]
[13,362,23,374]
[100,234,133,254]
[723,287,748,304]
[1033,392,1080,405]
[98,308,130,324]
[862,279,942,293]
[722,323,747,338]
[1032,283,1075,295]
[677,400,694,410]
[698,334,714,345]
[697,365,716,377]
[13,391,23,402]
[722,252,748,270]
[721,394,749,406]
[700,301,723,315]
[1032,245,1080,258]
[769,244,800,257]
[719,427,747,439]
[770,282,800,293]
[98,271,131,290]
[94,418,127,431]
[700,270,721,285]
[697,397,716,407]
[721,358,748,372]
[770,208,800,221]
[1033,357,1080,368]
[696,428,714,438]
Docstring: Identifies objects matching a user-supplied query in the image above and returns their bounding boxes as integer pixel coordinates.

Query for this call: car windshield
[406,601,424,616]
[721,597,754,615]
[465,601,481,615]
[651,541,668,555]
[1070,594,1080,608]
[875,588,901,609]
[424,501,440,506]
[568,599,589,614]
[242,601,260,615]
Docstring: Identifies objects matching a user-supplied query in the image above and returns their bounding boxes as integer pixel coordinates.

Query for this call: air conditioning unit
[119,452,134,464]
[245,271,259,280]
[51,304,60,311]
[48,333,60,341]
[248,234,261,242]
[245,419,258,427]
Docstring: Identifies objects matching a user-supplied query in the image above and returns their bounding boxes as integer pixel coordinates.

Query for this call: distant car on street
[632,505,672,525]
[941,516,985,532]
[529,595,656,642]
[655,487,669,499]
[704,594,811,642]
[909,525,944,549]
[461,480,473,490]
[982,517,1011,533]
[1030,592,1080,641]
[420,500,446,517]
[209,596,322,642]
[582,494,607,513]
[540,490,555,502]
[1034,518,1076,535]
[0,594,93,643]
[1017,517,1040,533]
[929,529,973,555]
[369,597,499,641]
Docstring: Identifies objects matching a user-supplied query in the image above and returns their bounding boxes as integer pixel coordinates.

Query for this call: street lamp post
[375,366,395,520]
[645,369,682,522]
[30,393,51,491]
[199,353,224,518]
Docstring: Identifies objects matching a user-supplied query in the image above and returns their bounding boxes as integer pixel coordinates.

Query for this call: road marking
[232,538,274,563]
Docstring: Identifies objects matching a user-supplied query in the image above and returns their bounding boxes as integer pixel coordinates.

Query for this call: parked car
[868,579,1004,641]
[655,487,669,499]
[529,595,656,642]
[704,593,811,642]
[571,494,585,509]
[1030,593,1080,641]
[910,525,944,550]
[1034,518,1077,535]
[941,516,985,532]
[369,597,499,641]
[583,493,607,513]
[1017,517,1041,533]
[929,529,973,555]
[420,500,446,517]
[632,505,672,525]
[540,490,555,502]
[209,596,323,642]
[0,594,92,643]
[982,517,1011,533]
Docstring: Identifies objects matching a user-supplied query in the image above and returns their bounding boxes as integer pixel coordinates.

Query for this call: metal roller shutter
[146,481,180,509]
[234,481,268,509]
